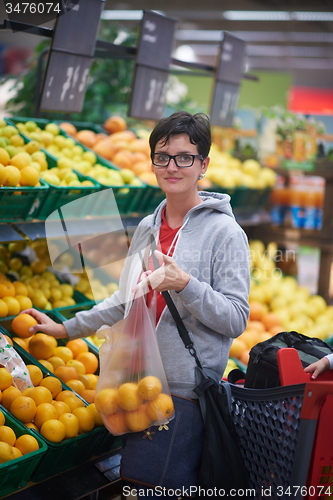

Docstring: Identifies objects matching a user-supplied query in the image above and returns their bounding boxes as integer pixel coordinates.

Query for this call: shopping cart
[228,348,333,500]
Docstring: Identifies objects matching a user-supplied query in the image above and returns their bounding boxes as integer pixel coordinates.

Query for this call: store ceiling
[103,0,333,84]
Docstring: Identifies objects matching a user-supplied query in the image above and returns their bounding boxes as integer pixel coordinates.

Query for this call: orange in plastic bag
[0,332,33,391]
[95,293,174,435]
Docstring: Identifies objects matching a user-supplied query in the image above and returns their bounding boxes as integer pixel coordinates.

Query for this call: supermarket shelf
[2,210,271,241]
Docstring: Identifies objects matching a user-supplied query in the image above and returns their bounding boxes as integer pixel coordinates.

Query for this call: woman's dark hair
[149,111,211,158]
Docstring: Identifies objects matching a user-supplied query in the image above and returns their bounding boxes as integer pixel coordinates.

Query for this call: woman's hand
[20,308,68,339]
[133,250,190,294]
[304,357,330,379]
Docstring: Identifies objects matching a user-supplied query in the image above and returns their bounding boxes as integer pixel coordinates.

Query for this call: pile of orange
[0,364,102,444]
[0,409,40,463]
[11,314,99,404]
[95,375,174,436]
[229,300,283,365]
[59,117,156,186]
[0,277,34,317]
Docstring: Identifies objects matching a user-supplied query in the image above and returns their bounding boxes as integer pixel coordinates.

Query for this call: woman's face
[151,134,209,197]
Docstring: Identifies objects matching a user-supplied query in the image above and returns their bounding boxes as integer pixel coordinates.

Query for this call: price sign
[130,66,169,121]
[210,81,240,127]
[210,32,245,127]
[39,51,92,112]
[129,10,176,120]
[217,32,246,85]
[52,0,104,57]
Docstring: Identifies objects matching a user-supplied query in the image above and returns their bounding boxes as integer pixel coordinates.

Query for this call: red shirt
[147,208,181,324]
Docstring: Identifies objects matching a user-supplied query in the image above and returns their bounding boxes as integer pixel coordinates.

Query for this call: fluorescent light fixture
[246,45,333,58]
[248,57,333,70]
[101,10,143,20]
[224,11,291,21]
[224,11,333,21]
[176,30,222,42]
[292,12,333,21]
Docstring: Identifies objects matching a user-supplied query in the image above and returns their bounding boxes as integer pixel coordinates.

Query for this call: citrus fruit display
[0,409,41,463]
[95,375,174,435]
[228,239,333,366]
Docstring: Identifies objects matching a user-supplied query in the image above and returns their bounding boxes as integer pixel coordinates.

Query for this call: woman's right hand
[21,308,68,339]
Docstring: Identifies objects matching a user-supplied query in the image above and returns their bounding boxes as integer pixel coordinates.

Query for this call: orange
[59,122,77,136]
[38,359,54,373]
[229,338,247,359]
[269,325,283,336]
[81,389,95,404]
[34,402,58,428]
[0,411,5,426]
[22,387,34,397]
[52,400,71,417]
[239,329,261,350]
[3,335,13,346]
[259,332,273,342]
[104,116,127,134]
[66,359,86,375]
[72,406,95,433]
[25,422,39,432]
[117,383,142,412]
[10,396,36,423]
[146,394,174,421]
[13,336,29,351]
[0,442,15,463]
[92,140,117,161]
[53,346,73,364]
[26,365,43,386]
[86,403,103,427]
[12,281,28,296]
[76,130,97,149]
[78,374,91,389]
[247,320,265,333]
[20,166,39,186]
[85,374,98,390]
[95,388,118,415]
[39,376,62,399]
[2,297,20,316]
[138,376,162,401]
[29,333,57,359]
[125,404,152,432]
[9,152,30,170]
[0,299,8,318]
[63,395,85,412]
[112,150,132,170]
[12,446,23,459]
[66,379,86,396]
[249,301,266,321]
[0,425,16,446]
[76,352,98,374]
[15,434,39,455]
[262,312,281,332]
[54,365,78,383]
[104,411,128,435]
[15,295,33,311]
[66,338,89,359]
[0,367,13,391]
[239,350,250,366]
[28,386,53,406]
[1,386,21,410]
[55,390,74,402]
[0,281,15,298]
[58,413,79,439]
[41,419,66,443]
[47,356,65,370]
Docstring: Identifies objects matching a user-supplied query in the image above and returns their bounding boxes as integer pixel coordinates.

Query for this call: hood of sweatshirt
[151,191,235,230]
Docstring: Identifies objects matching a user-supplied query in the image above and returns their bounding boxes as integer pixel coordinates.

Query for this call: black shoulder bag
[161,287,249,493]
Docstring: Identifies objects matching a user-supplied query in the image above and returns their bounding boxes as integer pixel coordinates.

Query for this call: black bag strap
[282,331,332,359]
[149,234,203,369]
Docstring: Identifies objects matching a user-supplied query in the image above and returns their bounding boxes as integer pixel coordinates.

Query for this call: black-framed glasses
[151,153,204,168]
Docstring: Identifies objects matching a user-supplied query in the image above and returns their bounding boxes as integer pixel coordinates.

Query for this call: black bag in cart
[244,330,333,389]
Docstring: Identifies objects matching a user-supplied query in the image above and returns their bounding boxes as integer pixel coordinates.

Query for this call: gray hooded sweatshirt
[64,192,250,398]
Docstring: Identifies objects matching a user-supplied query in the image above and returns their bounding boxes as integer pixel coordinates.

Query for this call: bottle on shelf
[288,174,306,229]
[270,175,289,226]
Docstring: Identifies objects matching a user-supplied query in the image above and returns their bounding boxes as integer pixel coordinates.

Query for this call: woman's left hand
[133,250,190,294]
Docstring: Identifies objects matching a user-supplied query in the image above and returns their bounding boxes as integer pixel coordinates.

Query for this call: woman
[24,111,250,494]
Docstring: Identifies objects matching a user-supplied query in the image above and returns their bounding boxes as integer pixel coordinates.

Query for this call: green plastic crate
[0,407,47,496]
[0,179,49,222]
[0,327,114,482]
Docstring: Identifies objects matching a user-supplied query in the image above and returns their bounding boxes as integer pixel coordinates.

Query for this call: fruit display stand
[0,324,120,484]
[246,159,333,304]
[0,180,49,223]
[0,407,47,497]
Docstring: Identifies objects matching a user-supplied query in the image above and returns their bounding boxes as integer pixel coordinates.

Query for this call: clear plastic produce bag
[0,332,33,391]
[95,293,174,436]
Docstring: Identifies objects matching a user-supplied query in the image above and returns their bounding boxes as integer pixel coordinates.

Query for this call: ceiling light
[101,10,143,20]
[224,11,291,21]
[292,12,333,21]
[176,30,222,42]
[247,57,333,70]
[174,45,197,63]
